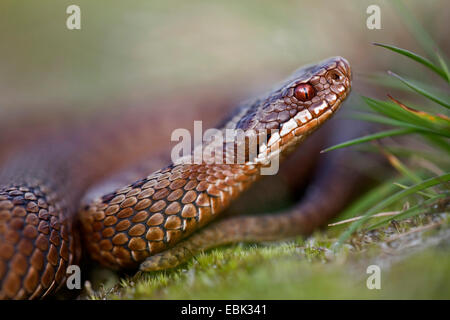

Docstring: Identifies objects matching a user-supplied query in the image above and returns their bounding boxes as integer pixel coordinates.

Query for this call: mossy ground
[82,211,450,300]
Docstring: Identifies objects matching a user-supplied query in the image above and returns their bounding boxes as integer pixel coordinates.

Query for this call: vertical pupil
[294,84,314,101]
[303,87,308,99]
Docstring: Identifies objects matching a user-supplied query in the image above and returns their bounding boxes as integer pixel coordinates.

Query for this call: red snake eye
[294,83,315,101]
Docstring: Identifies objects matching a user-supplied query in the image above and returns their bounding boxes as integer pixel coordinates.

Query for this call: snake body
[0,57,351,299]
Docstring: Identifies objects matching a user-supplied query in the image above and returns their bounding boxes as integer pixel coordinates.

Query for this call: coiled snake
[0,57,353,299]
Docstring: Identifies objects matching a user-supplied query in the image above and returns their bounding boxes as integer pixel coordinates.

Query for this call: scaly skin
[140,117,369,271]
[80,57,352,270]
[0,94,234,299]
[0,57,352,299]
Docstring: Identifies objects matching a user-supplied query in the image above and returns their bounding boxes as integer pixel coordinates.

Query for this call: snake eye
[294,83,315,101]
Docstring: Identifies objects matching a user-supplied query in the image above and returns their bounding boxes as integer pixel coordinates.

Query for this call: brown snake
[0,57,353,299]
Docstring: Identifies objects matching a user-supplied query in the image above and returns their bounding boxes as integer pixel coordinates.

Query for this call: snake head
[230,56,352,162]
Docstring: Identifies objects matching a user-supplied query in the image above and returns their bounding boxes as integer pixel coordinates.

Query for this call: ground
[81,211,449,300]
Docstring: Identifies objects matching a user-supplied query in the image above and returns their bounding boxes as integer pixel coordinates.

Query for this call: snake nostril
[327,70,343,83]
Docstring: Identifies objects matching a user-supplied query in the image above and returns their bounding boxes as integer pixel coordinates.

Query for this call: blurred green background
[1,0,448,113]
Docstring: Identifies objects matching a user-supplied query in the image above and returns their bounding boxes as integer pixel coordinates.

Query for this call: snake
[0,56,353,299]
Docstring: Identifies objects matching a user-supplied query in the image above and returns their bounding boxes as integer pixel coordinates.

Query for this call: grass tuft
[325,28,449,246]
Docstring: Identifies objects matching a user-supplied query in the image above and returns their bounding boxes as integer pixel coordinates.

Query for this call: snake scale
[0,57,353,299]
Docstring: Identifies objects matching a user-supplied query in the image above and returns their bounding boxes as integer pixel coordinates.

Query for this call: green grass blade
[388,71,450,109]
[321,128,415,153]
[336,176,410,220]
[357,144,449,166]
[380,148,439,196]
[363,97,450,137]
[393,183,435,199]
[363,97,438,129]
[373,43,448,81]
[352,112,442,133]
[436,50,450,83]
[335,172,450,247]
[367,193,448,230]
[351,112,446,136]
[423,134,450,154]
[361,73,450,102]
[391,0,446,61]
[387,155,423,185]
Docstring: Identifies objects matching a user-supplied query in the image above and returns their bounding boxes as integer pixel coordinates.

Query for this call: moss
[85,212,449,300]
